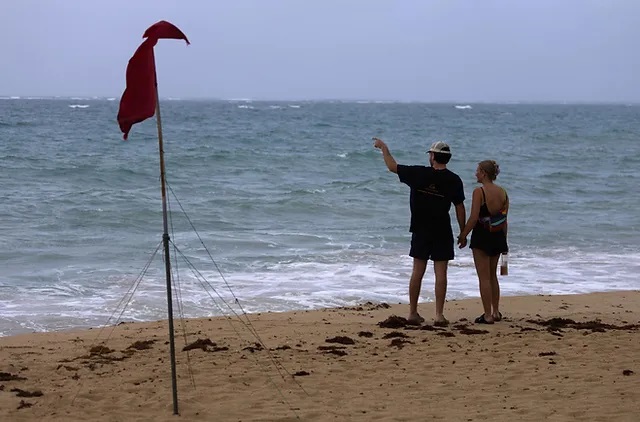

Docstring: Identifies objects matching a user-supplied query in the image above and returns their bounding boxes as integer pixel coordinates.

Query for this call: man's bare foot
[407,313,425,325]
[433,316,449,327]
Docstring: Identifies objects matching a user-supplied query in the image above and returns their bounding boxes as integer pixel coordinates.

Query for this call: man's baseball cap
[427,141,452,155]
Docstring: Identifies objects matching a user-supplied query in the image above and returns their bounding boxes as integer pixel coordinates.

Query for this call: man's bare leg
[433,260,449,325]
[408,258,427,323]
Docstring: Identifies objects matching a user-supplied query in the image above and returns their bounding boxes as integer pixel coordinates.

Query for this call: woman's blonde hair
[478,160,500,181]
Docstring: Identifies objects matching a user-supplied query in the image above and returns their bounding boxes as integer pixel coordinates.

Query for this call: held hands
[457,235,467,249]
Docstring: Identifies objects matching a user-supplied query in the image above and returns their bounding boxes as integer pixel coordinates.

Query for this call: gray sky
[2,0,639,102]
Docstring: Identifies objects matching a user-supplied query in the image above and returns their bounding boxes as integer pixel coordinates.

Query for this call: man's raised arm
[373,137,398,173]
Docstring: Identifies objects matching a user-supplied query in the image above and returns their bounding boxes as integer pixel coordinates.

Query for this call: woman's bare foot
[475,314,495,324]
[492,311,503,322]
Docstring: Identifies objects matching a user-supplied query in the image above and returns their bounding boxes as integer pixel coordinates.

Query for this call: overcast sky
[1,0,639,102]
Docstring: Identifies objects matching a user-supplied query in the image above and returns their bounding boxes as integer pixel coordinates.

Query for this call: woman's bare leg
[489,254,501,320]
[472,248,494,322]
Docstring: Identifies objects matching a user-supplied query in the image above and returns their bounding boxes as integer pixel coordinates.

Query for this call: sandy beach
[1,291,639,421]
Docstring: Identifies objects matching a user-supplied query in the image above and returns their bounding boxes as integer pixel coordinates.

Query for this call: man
[373,137,466,325]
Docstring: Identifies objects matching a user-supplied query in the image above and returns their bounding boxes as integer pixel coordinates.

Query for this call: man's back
[397,165,465,234]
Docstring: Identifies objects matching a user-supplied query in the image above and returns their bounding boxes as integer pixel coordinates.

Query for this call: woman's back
[481,183,507,216]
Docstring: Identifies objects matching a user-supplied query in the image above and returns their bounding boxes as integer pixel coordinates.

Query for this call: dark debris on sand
[242,342,264,353]
[419,324,445,332]
[89,345,115,356]
[127,340,155,351]
[623,369,634,376]
[183,338,215,351]
[318,345,348,356]
[382,331,409,339]
[293,371,310,377]
[0,372,27,382]
[453,325,490,335]
[366,302,391,310]
[358,331,374,338]
[183,338,228,353]
[346,302,391,312]
[325,336,356,345]
[526,318,640,332]
[56,365,79,372]
[378,315,412,329]
[389,338,413,349]
[10,388,43,398]
[273,345,292,351]
[17,400,33,410]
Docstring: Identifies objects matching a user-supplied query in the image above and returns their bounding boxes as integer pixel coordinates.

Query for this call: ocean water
[1,98,639,336]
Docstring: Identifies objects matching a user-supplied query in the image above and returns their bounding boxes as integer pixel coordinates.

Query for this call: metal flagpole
[154,81,179,415]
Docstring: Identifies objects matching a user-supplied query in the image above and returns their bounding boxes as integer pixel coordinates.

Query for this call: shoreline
[1,290,639,421]
[2,288,638,339]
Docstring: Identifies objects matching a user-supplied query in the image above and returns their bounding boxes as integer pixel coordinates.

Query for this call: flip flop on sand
[474,314,495,324]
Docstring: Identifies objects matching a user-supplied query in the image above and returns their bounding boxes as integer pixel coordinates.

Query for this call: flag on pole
[117,21,190,140]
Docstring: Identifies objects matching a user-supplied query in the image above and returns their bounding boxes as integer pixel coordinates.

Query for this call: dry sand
[1,291,639,421]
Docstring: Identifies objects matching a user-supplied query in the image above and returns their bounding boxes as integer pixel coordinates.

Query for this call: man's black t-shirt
[397,165,465,236]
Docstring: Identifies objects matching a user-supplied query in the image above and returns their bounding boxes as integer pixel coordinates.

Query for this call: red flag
[117,21,189,140]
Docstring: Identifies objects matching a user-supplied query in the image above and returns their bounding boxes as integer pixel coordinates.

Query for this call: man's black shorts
[409,232,454,261]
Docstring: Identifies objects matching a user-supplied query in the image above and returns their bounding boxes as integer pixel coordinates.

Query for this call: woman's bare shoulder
[488,183,506,193]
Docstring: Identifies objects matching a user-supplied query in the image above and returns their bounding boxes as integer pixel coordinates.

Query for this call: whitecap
[69,104,90,108]
[455,105,472,109]
[288,105,301,108]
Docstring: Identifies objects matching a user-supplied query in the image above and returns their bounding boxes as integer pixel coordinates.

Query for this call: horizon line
[1,95,639,105]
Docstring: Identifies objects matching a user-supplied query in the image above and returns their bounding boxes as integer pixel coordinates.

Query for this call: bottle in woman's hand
[500,254,509,276]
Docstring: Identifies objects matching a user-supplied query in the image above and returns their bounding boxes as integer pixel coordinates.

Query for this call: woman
[458,160,509,324]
